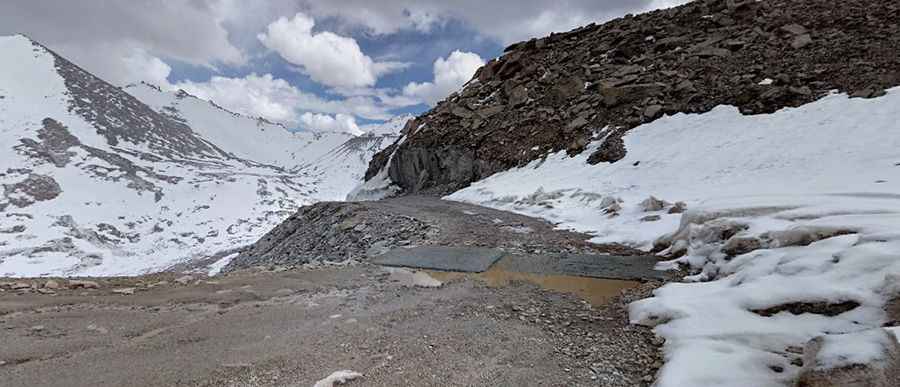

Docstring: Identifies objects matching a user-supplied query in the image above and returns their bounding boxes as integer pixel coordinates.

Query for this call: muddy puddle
[424,258,640,306]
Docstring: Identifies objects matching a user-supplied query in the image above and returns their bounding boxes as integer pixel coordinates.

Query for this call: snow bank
[448,88,900,386]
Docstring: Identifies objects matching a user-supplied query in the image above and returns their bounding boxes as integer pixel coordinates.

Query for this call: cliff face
[366,0,900,195]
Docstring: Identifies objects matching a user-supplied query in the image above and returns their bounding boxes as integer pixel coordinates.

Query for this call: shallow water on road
[426,258,639,306]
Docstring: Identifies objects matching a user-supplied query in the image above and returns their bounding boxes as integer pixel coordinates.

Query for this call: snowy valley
[0,35,398,276]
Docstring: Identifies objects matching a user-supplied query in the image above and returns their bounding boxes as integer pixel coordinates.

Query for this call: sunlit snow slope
[0,35,397,276]
[449,89,900,386]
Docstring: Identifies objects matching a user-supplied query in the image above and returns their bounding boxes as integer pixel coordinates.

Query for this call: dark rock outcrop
[367,0,900,195]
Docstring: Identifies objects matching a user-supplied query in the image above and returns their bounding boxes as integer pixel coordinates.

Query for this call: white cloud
[257,12,406,89]
[299,113,363,135]
[403,50,484,106]
[302,0,685,44]
[176,74,300,123]
[0,0,244,85]
[173,73,413,124]
[121,48,173,88]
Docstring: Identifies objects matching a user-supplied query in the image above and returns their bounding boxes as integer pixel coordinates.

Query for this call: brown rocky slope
[365,0,900,195]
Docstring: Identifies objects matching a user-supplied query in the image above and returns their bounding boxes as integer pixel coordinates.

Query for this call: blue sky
[0,0,682,133]
[162,16,505,122]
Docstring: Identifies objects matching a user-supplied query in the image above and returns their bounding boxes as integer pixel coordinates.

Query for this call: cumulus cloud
[299,113,363,135]
[173,73,411,124]
[0,0,689,133]
[403,51,485,106]
[0,0,243,85]
[257,12,407,89]
[176,74,301,123]
[302,0,686,44]
[122,48,174,89]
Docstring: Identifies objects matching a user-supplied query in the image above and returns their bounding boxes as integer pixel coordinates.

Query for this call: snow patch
[207,253,237,276]
[312,370,362,387]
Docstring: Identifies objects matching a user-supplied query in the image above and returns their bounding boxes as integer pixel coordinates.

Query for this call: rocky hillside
[0,35,398,276]
[364,0,900,195]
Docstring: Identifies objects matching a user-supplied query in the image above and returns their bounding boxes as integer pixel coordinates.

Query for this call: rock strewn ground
[368,0,900,194]
[0,265,663,387]
[228,196,641,271]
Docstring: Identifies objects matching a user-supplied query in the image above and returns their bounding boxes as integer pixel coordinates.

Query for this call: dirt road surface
[1,266,662,387]
[1,197,665,386]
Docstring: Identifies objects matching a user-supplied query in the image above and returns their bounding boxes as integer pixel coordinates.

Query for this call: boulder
[722,236,762,256]
[68,280,99,289]
[639,196,670,212]
[643,105,664,119]
[587,132,627,164]
[450,106,475,119]
[508,86,529,107]
[797,330,900,387]
[792,34,814,49]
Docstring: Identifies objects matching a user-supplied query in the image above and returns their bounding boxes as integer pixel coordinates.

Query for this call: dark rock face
[385,145,505,195]
[42,41,230,160]
[367,0,900,195]
[14,118,180,201]
[2,174,62,208]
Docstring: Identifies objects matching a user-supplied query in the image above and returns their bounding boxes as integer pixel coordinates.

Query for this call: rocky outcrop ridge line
[366,0,900,195]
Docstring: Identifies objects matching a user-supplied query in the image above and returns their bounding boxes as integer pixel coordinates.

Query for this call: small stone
[722,237,763,256]
[780,23,808,35]
[791,34,813,49]
[641,215,662,222]
[87,324,109,334]
[68,280,100,289]
[30,325,45,331]
[44,279,61,289]
[789,86,812,95]
[174,275,194,285]
[567,116,589,131]
[450,105,474,119]
[695,47,732,58]
[643,105,663,119]
[112,287,136,295]
[11,282,31,290]
[508,85,529,107]
[639,196,669,212]
[668,202,687,214]
[850,86,887,99]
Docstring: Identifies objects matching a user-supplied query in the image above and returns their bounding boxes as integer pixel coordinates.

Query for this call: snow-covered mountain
[0,35,399,276]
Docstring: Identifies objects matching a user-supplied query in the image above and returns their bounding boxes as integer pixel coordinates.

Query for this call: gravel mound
[226,201,437,270]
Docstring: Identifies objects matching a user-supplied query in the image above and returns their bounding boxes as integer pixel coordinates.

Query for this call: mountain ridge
[0,34,398,276]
